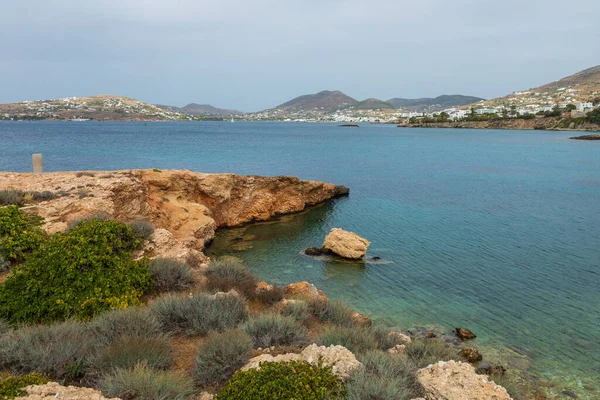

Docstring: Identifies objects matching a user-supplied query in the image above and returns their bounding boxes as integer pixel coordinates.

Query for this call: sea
[1,121,599,398]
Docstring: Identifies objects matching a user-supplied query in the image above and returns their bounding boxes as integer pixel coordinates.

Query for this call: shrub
[281,301,310,323]
[0,206,46,265]
[89,307,164,346]
[0,372,50,399]
[151,293,248,336]
[588,108,600,124]
[130,219,154,240]
[98,363,195,400]
[489,374,527,400]
[205,257,257,298]
[0,320,99,382]
[0,190,24,206]
[404,339,457,368]
[75,171,96,177]
[0,254,10,273]
[319,326,378,354]
[346,351,421,400]
[255,285,285,305]
[216,360,345,400]
[67,213,111,230]
[0,319,11,336]
[193,329,253,387]
[308,298,355,327]
[95,336,172,372]
[372,326,411,350]
[241,314,307,348]
[0,219,152,323]
[149,258,195,293]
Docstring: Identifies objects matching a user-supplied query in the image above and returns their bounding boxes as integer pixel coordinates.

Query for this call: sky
[1,0,599,111]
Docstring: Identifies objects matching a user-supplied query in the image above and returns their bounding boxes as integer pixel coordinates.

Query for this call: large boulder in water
[322,228,370,259]
[416,360,512,400]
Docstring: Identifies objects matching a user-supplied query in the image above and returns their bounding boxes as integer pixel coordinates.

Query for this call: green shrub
[404,339,457,368]
[372,327,410,350]
[489,374,527,400]
[241,314,307,348]
[308,299,355,327]
[149,258,195,293]
[0,219,152,323]
[95,336,172,372]
[0,320,98,382]
[89,307,164,346]
[281,301,311,323]
[0,190,25,206]
[130,219,155,240]
[216,360,345,400]
[193,329,252,387]
[151,293,248,336]
[255,285,285,305]
[346,351,421,400]
[0,254,10,273]
[98,363,195,400]
[587,108,600,124]
[205,257,257,298]
[67,213,111,230]
[0,205,46,265]
[0,372,50,399]
[319,326,378,354]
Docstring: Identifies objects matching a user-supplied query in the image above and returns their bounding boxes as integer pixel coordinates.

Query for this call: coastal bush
[489,374,527,400]
[0,219,152,323]
[130,219,155,240]
[318,326,378,354]
[150,293,248,336]
[0,205,46,265]
[404,339,456,368]
[588,108,600,124]
[0,319,11,336]
[372,326,411,350]
[346,351,421,400]
[241,314,307,348]
[255,285,285,305]
[98,363,195,400]
[281,300,311,323]
[149,258,195,293]
[0,320,98,382]
[193,329,253,387]
[95,336,173,372]
[308,298,355,327]
[0,190,25,206]
[67,213,111,230]
[0,372,50,399]
[89,307,164,346]
[204,257,258,298]
[215,360,345,400]
[0,254,10,273]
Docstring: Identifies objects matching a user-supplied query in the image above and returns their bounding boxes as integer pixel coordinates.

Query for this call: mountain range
[155,103,242,116]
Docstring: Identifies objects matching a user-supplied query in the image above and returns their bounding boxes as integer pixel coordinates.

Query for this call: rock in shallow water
[455,327,477,340]
[322,228,370,259]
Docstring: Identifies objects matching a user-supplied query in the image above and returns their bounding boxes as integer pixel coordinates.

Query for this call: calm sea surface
[1,121,599,397]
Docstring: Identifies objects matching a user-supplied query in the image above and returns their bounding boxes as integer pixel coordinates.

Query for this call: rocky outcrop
[416,360,512,400]
[459,347,483,363]
[322,228,370,259]
[388,344,407,355]
[400,117,600,132]
[15,382,119,400]
[570,134,600,140]
[455,327,477,340]
[242,344,362,380]
[0,169,347,261]
[284,281,327,301]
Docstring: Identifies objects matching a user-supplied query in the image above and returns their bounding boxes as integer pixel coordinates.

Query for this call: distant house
[476,108,496,115]
[576,102,593,111]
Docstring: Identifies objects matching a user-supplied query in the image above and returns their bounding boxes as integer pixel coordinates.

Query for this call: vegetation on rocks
[149,258,195,293]
[216,360,346,400]
[241,314,307,348]
[205,257,258,298]
[308,299,355,327]
[89,307,164,346]
[0,218,152,323]
[319,326,378,354]
[95,336,173,371]
[0,206,46,266]
[0,372,50,399]
[404,339,457,368]
[130,219,155,240]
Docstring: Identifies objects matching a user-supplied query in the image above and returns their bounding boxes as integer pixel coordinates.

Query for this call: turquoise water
[1,121,599,397]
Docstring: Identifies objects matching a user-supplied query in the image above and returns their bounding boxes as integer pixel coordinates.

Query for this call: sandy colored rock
[455,327,477,340]
[300,344,362,380]
[15,382,120,399]
[322,228,370,259]
[284,281,327,301]
[388,344,407,355]
[460,347,483,363]
[141,228,209,265]
[388,331,412,345]
[196,393,214,400]
[241,353,303,371]
[416,360,512,400]
[350,311,372,326]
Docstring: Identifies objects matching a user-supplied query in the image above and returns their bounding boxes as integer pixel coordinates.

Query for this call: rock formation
[322,228,370,259]
[15,382,119,400]
[455,327,477,340]
[284,281,327,301]
[0,169,347,262]
[416,360,512,400]
[459,347,483,363]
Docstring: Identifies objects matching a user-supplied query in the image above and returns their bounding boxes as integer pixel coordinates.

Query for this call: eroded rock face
[416,360,512,400]
[0,169,345,261]
[322,228,370,259]
[241,353,303,371]
[284,281,327,301]
[15,382,120,400]
[460,347,483,363]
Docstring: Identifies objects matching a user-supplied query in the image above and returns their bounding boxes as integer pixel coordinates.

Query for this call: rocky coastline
[398,118,600,132]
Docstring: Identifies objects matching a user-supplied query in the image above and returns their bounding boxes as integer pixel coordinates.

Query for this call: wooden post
[32,154,43,174]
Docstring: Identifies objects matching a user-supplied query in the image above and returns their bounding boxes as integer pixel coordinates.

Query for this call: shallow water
[1,121,599,398]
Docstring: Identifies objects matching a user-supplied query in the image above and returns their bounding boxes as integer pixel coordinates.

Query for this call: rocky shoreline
[398,118,600,132]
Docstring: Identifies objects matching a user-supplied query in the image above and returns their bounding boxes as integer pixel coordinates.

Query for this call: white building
[576,102,593,111]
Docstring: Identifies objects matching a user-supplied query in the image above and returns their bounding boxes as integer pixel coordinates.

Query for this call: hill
[0,95,196,121]
[387,95,485,112]
[476,65,600,109]
[351,98,397,110]
[275,90,358,113]
[156,103,242,116]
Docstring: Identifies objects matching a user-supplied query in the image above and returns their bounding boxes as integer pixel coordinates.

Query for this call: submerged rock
[455,327,477,340]
[416,360,512,400]
[460,347,483,363]
[304,247,326,256]
[322,228,370,259]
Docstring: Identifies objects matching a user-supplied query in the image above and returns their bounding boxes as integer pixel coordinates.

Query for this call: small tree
[566,104,576,112]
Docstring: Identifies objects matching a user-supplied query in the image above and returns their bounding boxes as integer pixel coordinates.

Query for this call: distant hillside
[387,95,485,112]
[275,90,358,113]
[479,65,600,108]
[351,98,397,110]
[156,103,242,116]
[0,95,194,121]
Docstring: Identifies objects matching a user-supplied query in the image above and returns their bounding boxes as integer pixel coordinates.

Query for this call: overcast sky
[1,0,598,111]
